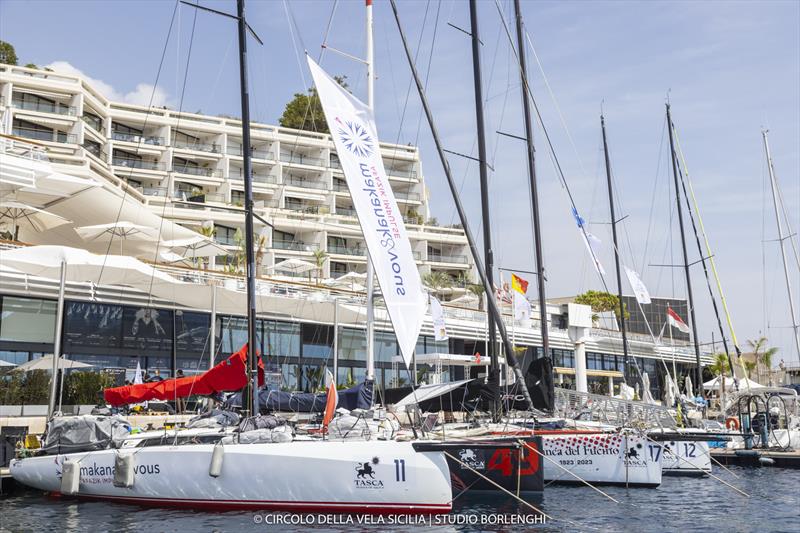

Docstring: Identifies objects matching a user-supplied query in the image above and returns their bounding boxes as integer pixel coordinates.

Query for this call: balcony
[173,164,221,178]
[229,168,277,184]
[81,115,104,133]
[13,127,76,144]
[336,207,356,217]
[280,153,327,167]
[328,244,364,256]
[12,98,76,116]
[285,204,320,214]
[273,240,319,252]
[386,167,417,179]
[428,253,468,264]
[332,181,349,192]
[227,146,273,159]
[403,215,423,225]
[112,156,164,171]
[284,176,327,190]
[112,131,164,146]
[395,191,421,202]
[172,139,222,153]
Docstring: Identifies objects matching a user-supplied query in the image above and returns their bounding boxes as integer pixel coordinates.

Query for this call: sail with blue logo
[307,56,427,369]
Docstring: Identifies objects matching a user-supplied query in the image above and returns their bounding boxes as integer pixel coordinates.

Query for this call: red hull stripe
[52,493,451,514]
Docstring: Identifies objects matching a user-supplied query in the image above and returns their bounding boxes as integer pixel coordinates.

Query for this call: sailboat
[10,0,454,513]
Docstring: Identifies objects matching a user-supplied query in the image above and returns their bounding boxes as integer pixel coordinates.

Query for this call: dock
[710,448,800,468]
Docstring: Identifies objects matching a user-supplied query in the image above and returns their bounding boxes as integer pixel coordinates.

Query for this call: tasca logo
[458,448,485,470]
[354,457,383,489]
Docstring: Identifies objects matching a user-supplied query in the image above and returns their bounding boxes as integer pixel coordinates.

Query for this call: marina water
[2,467,798,532]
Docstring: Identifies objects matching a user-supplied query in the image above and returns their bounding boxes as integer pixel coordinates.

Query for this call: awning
[392,379,474,409]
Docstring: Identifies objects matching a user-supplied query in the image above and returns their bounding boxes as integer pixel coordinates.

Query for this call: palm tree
[311,249,328,284]
[467,283,485,310]
[743,360,757,380]
[422,271,453,295]
[709,353,730,377]
[747,336,779,384]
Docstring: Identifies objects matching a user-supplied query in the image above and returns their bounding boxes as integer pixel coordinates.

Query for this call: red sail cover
[103,344,264,406]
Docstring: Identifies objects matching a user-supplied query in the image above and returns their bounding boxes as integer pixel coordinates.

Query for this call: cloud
[45,61,170,107]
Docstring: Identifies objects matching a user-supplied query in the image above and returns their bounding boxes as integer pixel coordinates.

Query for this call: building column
[567,303,593,395]
[574,339,588,394]
[608,375,615,397]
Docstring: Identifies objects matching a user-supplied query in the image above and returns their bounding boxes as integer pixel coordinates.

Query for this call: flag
[308,56,427,370]
[624,266,651,305]
[430,296,448,341]
[133,361,143,385]
[322,369,338,429]
[514,293,532,320]
[511,273,529,295]
[581,231,606,275]
[667,307,691,334]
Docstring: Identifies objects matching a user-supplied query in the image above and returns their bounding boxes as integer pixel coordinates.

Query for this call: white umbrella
[703,376,764,391]
[77,221,159,255]
[161,235,228,259]
[0,200,71,240]
[269,258,316,275]
[0,359,17,367]
[12,355,93,372]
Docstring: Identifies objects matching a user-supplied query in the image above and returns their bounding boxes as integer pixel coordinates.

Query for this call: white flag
[133,361,143,385]
[308,57,427,369]
[514,294,532,320]
[581,230,606,275]
[624,266,651,305]
[430,296,448,341]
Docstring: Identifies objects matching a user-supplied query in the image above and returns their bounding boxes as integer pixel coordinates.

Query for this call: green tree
[312,249,328,284]
[574,290,629,322]
[467,283,485,310]
[747,336,779,384]
[709,353,730,377]
[422,271,453,295]
[0,40,18,65]
[278,75,348,133]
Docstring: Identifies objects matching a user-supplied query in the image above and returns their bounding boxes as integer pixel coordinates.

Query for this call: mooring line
[645,438,749,497]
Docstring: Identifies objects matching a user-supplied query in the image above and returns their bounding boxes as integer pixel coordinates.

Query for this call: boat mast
[389,0,535,413]
[364,0,376,394]
[762,129,800,361]
[600,114,631,384]
[469,0,500,417]
[512,0,550,364]
[666,104,703,395]
[237,0,259,416]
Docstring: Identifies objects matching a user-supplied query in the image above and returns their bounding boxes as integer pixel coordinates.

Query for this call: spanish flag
[511,273,529,295]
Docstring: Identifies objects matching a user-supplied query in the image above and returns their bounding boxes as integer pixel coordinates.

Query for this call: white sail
[308,56,426,368]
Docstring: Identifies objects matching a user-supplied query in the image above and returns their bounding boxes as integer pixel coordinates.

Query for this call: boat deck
[710,448,800,468]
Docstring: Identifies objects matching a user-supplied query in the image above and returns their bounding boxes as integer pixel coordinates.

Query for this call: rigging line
[412,0,442,146]
[148,1,200,304]
[204,33,237,114]
[492,0,610,293]
[641,116,667,276]
[672,124,742,360]
[773,162,800,272]
[761,150,768,334]
[318,0,339,64]
[98,0,180,285]
[283,0,318,134]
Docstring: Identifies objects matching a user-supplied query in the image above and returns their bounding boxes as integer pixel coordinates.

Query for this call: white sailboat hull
[660,440,712,476]
[10,440,452,514]
[541,433,662,487]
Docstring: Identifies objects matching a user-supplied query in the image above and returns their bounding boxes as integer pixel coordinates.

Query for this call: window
[112,122,143,136]
[301,323,332,359]
[375,331,398,362]
[12,118,66,143]
[339,328,366,361]
[587,352,603,371]
[219,316,259,356]
[0,296,56,344]
[330,262,348,277]
[231,190,244,205]
[83,139,103,158]
[83,110,103,132]
[264,320,300,359]
[215,225,238,246]
[63,301,123,353]
[175,311,211,358]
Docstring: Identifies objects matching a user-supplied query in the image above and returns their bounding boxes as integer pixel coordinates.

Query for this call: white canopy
[269,258,316,274]
[0,359,17,367]
[13,355,93,372]
[392,379,474,409]
[704,376,764,391]
[161,235,228,258]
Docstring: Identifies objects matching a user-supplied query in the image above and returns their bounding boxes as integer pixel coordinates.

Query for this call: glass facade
[623,295,690,343]
[0,294,688,399]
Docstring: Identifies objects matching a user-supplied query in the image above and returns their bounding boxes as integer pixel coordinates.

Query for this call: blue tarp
[225,380,374,413]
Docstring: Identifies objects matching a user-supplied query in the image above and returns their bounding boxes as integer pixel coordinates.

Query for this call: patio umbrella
[77,221,159,255]
[12,355,93,372]
[0,359,17,367]
[0,200,71,241]
[161,235,228,259]
[269,258,316,275]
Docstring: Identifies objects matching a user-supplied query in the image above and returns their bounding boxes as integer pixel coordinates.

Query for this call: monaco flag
[308,56,427,369]
[667,307,691,334]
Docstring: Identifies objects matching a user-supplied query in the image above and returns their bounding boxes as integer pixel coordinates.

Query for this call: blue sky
[2,0,798,363]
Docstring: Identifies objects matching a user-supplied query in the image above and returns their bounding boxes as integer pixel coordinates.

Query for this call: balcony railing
[336,207,356,217]
[142,186,168,197]
[227,146,273,159]
[332,181,349,192]
[172,139,222,153]
[395,191,421,202]
[330,159,342,169]
[112,131,164,146]
[13,127,76,144]
[427,253,468,264]
[112,156,164,171]
[173,165,221,178]
[386,167,418,179]
[403,216,423,225]
[285,204,320,214]
[280,153,327,167]
[273,240,319,252]
[81,115,104,133]
[12,98,76,116]
[328,244,364,256]
[229,168,277,184]
[284,177,327,190]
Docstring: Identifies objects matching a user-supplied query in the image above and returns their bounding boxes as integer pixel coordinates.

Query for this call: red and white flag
[667,307,691,334]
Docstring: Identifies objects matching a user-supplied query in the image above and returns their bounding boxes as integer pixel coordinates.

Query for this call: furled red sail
[103,344,264,406]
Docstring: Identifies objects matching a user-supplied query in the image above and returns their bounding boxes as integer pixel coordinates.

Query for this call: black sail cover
[523,356,555,412]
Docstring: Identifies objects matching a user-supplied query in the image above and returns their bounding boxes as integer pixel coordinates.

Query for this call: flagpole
[600,115,631,385]
[364,0,376,391]
[666,104,703,397]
